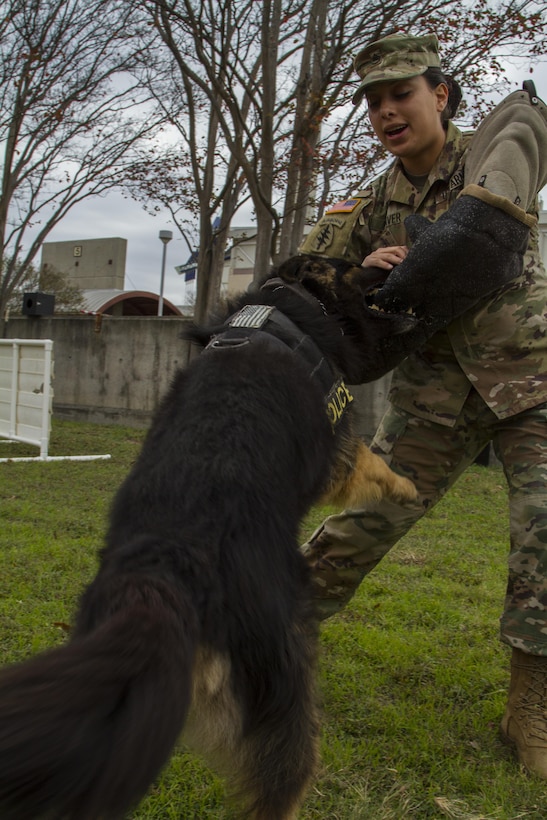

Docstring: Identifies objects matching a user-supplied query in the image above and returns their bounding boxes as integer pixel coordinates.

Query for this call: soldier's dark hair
[423,67,462,125]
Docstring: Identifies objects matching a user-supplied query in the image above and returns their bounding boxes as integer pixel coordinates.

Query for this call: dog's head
[273,254,393,311]
[272,254,418,383]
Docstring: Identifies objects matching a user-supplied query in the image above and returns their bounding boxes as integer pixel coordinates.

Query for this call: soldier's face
[365,77,449,175]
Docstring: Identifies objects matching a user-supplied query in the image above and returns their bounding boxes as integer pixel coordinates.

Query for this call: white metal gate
[0,339,109,463]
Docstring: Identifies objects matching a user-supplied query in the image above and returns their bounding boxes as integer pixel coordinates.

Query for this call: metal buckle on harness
[206,337,250,350]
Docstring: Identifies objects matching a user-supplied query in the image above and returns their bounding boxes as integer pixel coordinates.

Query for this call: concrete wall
[4,316,192,427]
[2,315,387,439]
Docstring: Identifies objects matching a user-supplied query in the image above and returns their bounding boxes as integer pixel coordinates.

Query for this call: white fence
[0,339,109,462]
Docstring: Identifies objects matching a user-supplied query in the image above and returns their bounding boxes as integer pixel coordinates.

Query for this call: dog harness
[204,280,354,428]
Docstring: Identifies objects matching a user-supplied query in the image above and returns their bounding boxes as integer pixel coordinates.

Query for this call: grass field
[1,420,546,819]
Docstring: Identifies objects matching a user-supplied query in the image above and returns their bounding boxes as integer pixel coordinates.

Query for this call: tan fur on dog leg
[323,439,417,509]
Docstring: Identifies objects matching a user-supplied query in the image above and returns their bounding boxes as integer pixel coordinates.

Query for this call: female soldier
[300,33,547,778]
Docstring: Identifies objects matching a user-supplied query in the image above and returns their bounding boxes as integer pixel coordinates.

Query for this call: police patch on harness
[326,379,354,427]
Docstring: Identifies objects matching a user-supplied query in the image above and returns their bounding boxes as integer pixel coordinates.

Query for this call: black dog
[0,255,416,819]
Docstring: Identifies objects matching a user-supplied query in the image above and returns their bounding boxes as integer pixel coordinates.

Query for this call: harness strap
[204,297,353,428]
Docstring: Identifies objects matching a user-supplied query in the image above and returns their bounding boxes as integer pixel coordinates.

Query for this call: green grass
[1,420,547,819]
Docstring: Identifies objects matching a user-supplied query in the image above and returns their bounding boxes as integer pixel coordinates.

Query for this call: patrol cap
[353,33,441,105]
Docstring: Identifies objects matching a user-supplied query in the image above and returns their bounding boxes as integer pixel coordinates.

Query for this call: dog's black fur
[0,255,416,820]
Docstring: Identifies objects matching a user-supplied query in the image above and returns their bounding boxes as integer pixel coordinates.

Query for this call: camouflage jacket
[300,122,547,425]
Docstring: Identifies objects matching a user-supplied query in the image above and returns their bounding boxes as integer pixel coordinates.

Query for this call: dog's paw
[384,473,418,503]
[333,442,419,508]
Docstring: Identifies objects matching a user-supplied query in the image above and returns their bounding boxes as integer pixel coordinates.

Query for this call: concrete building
[39,237,181,316]
[222,228,257,295]
[40,237,127,290]
[176,228,258,306]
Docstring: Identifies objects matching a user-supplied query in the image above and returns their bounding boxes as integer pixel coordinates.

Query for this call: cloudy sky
[44,192,205,306]
[42,62,547,306]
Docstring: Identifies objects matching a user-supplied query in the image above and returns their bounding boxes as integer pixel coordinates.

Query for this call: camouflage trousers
[302,388,547,656]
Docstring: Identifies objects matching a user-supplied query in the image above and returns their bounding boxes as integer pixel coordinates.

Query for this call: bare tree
[129,2,253,323]
[0,0,162,324]
[135,0,289,320]
[134,0,545,321]
[5,263,83,315]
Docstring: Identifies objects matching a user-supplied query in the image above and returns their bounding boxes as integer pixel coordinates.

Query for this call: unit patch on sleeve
[310,223,335,252]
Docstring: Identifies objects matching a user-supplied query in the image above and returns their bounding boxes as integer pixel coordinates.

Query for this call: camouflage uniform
[300,121,547,655]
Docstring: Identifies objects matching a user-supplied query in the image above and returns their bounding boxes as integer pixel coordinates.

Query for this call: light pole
[158,230,173,316]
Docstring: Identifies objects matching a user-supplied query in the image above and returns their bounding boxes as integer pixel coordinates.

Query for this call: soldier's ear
[435,82,449,113]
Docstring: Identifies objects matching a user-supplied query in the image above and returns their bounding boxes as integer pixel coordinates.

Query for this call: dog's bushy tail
[0,571,198,820]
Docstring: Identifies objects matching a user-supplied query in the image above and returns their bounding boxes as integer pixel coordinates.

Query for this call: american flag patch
[229,304,275,328]
[326,198,360,214]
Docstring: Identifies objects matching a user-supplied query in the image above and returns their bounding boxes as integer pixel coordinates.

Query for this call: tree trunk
[277,0,328,262]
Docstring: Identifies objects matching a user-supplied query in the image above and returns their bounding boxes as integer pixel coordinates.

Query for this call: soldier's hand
[362,245,408,270]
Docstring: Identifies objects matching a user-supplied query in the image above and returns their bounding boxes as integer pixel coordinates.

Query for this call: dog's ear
[275,255,390,295]
[274,254,334,284]
[273,255,304,282]
[334,264,390,297]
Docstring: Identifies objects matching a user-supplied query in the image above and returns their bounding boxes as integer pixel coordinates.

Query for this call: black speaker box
[22,292,55,316]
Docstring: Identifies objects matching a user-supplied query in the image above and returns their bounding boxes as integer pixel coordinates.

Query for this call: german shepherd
[0,255,417,819]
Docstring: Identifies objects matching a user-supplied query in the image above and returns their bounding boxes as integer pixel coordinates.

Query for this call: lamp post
[158,230,173,316]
